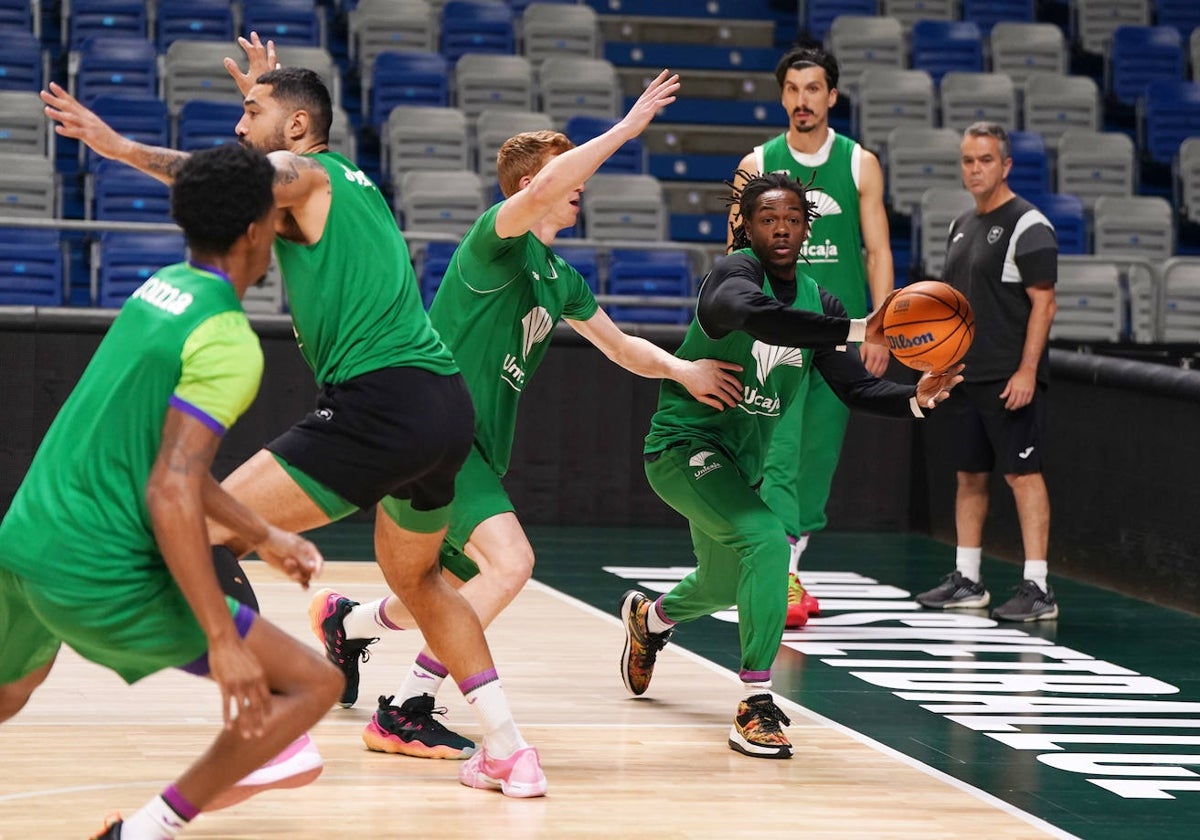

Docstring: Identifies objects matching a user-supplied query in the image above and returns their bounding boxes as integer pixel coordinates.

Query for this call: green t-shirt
[0,262,263,586]
[758,131,869,317]
[428,202,598,475]
[645,249,824,484]
[273,151,457,385]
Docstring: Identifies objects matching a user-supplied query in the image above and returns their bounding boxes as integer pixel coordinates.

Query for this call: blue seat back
[805,0,878,43]
[1142,80,1200,166]
[178,100,243,151]
[910,21,984,88]
[0,30,43,92]
[1109,26,1184,109]
[243,0,323,47]
[156,0,235,51]
[94,160,172,222]
[70,0,148,51]
[553,246,601,293]
[0,228,63,306]
[1029,192,1087,255]
[76,36,159,104]
[87,95,169,171]
[419,240,458,309]
[960,0,1034,36]
[565,115,644,174]
[1008,131,1050,197]
[97,231,187,308]
[440,1,515,63]
[371,51,450,127]
[606,249,693,324]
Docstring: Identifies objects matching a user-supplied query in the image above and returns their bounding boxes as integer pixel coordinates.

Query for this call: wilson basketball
[882,281,974,372]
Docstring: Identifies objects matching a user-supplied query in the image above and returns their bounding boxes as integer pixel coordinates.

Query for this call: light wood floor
[0,562,1055,839]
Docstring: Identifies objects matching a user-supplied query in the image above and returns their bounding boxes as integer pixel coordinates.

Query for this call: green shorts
[439,445,515,582]
[0,564,241,685]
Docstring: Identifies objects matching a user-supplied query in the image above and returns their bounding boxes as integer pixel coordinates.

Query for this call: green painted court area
[310,522,1200,840]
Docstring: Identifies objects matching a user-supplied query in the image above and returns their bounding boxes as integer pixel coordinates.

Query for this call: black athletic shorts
[939,380,1047,475]
[267,366,476,511]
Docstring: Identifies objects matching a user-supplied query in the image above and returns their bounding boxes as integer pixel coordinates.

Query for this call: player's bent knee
[0,661,53,722]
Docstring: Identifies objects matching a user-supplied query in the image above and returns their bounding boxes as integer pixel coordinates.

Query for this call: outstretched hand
[40,82,127,160]
[224,31,280,97]
[252,525,324,589]
[616,69,680,137]
[681,358,744,410]
[915,363,965,410]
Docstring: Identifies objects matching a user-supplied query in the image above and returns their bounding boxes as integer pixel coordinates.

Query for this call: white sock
[343,597,403,640]
[645,596,674,635]
[787,533,809,576]
[1024,560,1049,592]
[743,680,772,700]
[398,652,447,702]
[461,671,527,759]
[955,546,983,582]
[120,794,190,839]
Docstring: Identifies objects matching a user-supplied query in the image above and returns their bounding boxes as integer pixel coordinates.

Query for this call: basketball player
[310,71,744,760]
[915,121,1059,621]
[730,44,895,628]
[621,172,962,758]
[0,145,343,839]
[42,36,545,797]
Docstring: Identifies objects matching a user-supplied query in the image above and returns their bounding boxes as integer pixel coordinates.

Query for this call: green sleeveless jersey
[273,151,457,385]
[758,131,868,317]
[428,202,598,475]
[0,263,263,586]
[645,249,824,484]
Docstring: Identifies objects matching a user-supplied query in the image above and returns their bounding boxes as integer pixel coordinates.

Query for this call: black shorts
[268,366,476,511]
[939,380,1047,475]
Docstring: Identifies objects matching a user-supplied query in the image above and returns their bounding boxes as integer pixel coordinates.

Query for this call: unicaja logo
[886,331,936,350]
[502,307,554,391]
[740,341,805,416]
[688,450,722,479]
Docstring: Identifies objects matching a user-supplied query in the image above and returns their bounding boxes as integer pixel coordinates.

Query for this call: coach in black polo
[916,120,1060,622]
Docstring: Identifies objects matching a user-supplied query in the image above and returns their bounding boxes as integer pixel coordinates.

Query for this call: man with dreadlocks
[619,171,963,759]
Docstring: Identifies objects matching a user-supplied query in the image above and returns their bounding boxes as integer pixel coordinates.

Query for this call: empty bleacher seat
[398,169,485,237]
[0,153,58,218]
[243,0,325,48]
[1022,72,1101,152]
[554,245,601,293]
[1106,26,1185,109]
[1177,137,1200,226]
[826,15,903,101]
[606,248,692,325]
[440,0,516,63]
[1028,192,1088,255]
[1007,131,1051,198]
[0,29,44,92]
[989,22,1068,101]
[417,239,457,308]
[73,36,159,105]
[68,0,147,51]
[539,56,619,126]
[910,21,984,88]
[1139,80,1200,166]
[960,0,1034,36]
[564,115,644,174]
[663,181,730,244]
[880,0,956,35]
[475,108,554,182]
[370,50,450,128]
[350,0,436,103]
[521,3,599,65]
[164,40,244,116]
[0,228,63,307]
[0,91,51,158]
[84,95,169,172]
[93,231,187,308]
[853,68,935,158]
[176,101,242,151]
[1071,0,1150,57]
[885,126,962,216]
[0,0,32,33]
[155,0,235,51]
[455,53,534,123]
[916,187,976,279]
[382,105,469,184]
[1051,259,1125,342]
[580,173,666,241]
[1161,258,1200,342]
[1056,129,1135,213]
[806,0,878,44]
[939,72,1017,135]
[90,160,171,223]
[1093,194,1174,261]
[1156,0,1200,38]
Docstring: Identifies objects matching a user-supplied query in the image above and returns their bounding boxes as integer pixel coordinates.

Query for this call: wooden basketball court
[0,558,1057,839]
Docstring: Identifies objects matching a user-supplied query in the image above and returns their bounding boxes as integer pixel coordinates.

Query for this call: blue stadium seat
[0,30,42,92]
[440,1,516,64]
[1155,0,1200,39]
[0,0,32,31]
[804,0,878,43]
[1107,26,1184,109]
[553,245,601,293]
[419,240,457,309]
[959,0,1034,36]
[606,249,693,325]
[371,51,450,128]
[96,232,187,308]
[564,116,644,174]
[75,37,159,104]
[604,43,779,73]
[92,160,172,223]
[156,0,236,51]
[910,21,984,87]
[243,0,324,48]
[177,101,242,151]
[85,95,170,172]
[1140,80,1200,166]
[0,228,63,307]
[69,0,148,51]
[1008,131,1051,197]
[1029,192,1088,255]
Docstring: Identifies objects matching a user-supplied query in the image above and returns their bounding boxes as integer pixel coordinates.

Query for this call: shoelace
[331,634,377,666]
[379,696,455,732]
[749,700,792,733]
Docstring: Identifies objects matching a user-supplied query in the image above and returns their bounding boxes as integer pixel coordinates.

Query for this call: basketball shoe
[459,745,547,798]
[992,579,1059,622]
[619,589,673,696]
[309,588,377,708]
[728,694,793,759]
[915,570,990,609]
[785,573,820,628]
[207,733,324,811]
[362,694,476,759]
[88,815,122,839]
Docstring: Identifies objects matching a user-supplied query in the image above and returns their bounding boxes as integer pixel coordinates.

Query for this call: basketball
[882,281,975,372]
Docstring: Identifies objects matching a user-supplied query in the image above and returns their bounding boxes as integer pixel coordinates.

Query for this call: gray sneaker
[992,580,1059,622]
[915,570,991,609]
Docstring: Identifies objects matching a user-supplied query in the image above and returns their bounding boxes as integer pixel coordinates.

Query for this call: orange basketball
[882,281,975,372]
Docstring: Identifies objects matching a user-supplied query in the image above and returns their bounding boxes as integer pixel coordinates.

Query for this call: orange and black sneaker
[728,694,793,759]
[619,590,673,696]
[89,814,123,839]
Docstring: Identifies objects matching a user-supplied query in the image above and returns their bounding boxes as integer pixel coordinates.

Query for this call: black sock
[212,545,260,613]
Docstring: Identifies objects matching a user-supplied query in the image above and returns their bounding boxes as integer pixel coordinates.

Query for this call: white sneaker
[206,733,324,811]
